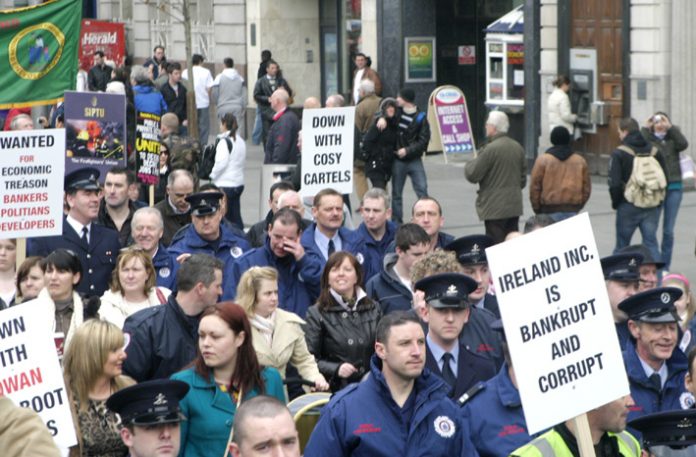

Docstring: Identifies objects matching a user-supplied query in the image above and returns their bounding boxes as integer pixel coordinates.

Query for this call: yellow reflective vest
[510,429,640,457]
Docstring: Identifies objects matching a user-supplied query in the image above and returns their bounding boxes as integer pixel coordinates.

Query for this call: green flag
[0,0,81,108]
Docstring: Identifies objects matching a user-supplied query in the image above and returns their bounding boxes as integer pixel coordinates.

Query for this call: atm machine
[568,48,598,133]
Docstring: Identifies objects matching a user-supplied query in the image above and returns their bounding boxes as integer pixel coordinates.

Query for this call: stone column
[670,0,696,150]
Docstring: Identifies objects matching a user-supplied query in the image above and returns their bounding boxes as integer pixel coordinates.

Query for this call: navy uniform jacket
[624,340,688,438]
[480,294,500,319]
[460,307,505,370]
[356,221,397,284]
[300,224,368,283]
[461,363,536,457]
[122,295,198,382]
[304,354,478,457]
[152,243,176,291]
[616,321,631,351]
[425,341,496,400]
[168,222,250,299]
[366,253,413,314]
[27,217,120,296]
[228,240,322,318]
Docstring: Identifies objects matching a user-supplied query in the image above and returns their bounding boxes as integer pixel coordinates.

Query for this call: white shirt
[210,132,246,187]
[66,215,91,243]
[353,68,365,104]
[638,356,668,388]
[182,65,214,108]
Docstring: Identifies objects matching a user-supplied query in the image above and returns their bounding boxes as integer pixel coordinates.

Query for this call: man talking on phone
[228,207,323,317]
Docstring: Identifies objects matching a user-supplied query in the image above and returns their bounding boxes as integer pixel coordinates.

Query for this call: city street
[240,143,696,275]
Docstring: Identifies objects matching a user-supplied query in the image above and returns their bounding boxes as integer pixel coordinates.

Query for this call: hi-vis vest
[511,429,640,457]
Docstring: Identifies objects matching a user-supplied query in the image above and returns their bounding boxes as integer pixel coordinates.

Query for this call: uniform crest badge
[153,393,168,405]
[661,292,671,304]
[446,284,458,295]
[433,416,455,438]
[356,253,364,264]
[231,247,243,258]
[159,267,171,278]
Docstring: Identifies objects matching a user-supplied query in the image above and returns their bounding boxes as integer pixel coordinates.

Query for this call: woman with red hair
[171,301,285,457]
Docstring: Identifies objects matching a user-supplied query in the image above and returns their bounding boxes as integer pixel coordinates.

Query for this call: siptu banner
[0,0,81,109]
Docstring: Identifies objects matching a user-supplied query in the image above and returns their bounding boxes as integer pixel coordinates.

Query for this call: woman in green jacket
[171,301,285,457]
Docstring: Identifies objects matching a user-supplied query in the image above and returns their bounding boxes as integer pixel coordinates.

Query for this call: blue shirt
[426,333,459,375]
[313,227,342,260]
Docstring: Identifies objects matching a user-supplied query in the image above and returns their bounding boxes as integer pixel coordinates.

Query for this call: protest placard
[0,129,65,239]
[486,213,629,434]
[64,91,127,181]
[300,106,355,196]
[135,111,161,186]
[0,302,77,449]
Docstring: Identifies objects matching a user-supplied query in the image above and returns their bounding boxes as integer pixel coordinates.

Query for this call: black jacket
[160,82,188,123]
[362,115,398,179]
[608,130,666,209]
[397,108,431,161]
[96,199,136,247]
[88,64,112,92]
[264,109,300,164]
[122,295,199,382]
[460,307,506,370]
[304,295,383,392]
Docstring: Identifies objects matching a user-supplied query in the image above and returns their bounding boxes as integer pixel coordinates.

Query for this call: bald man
[265,88,300,164]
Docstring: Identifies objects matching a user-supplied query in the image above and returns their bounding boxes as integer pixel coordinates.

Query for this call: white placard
[486,213,629,434]
[0,129,65,239]
[300,106,355,197]
[0,302,77,449]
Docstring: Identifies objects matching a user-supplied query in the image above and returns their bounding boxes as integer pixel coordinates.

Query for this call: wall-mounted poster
[405,37,436,83]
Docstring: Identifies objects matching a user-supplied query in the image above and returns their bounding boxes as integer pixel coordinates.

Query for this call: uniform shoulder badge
[458,381,486,407]
[159,267,171,278]
[433,415,456,438]
[230,246,243,258]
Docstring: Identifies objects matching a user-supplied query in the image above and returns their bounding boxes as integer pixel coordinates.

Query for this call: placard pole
[16,238,26,270]
[149,185,155,207]
[572,413,596,457]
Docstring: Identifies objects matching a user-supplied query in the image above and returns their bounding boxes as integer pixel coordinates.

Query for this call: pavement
[239,143,696,278]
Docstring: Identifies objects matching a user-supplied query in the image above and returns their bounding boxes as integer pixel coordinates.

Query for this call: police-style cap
[629,409,696,449]
[600,253,643,282]
[186,192,223,217]
[444,235,493,265]
[414,272,478,309]
[618,286,682,323]
[106,379,189,426]
[64,167,100,192]
[618,244,666,269]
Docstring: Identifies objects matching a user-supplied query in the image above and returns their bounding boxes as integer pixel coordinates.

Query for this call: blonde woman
[99,248,170,328]
[236,266,328,392]
[63,319,134,457]
[662,273,696,331]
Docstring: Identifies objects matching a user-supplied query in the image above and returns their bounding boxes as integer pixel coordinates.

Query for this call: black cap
[617,244,666,269]
[65,167,100,192]
[618,286,682,323]
[629,409,696,449]
[186,192,223,217]
[398,88,416,104]
[600,253,643,282]
[414,273,478,309]
[445,235,494,265]
[106,379,189,426]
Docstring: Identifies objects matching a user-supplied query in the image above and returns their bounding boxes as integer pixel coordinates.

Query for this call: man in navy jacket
[305,311,477,457]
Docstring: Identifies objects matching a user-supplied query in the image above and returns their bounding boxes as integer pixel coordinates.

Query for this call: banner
[79,20,126,72]
[63,91,127,181]
[431,86,476,156]
[486,213,630,434]
[300,106,355,197]
[0,129,65,239]
[0,0,82,108]
[135,111,161,185]
[0,302,77,449]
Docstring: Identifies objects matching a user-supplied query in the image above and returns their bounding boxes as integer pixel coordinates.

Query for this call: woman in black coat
[304,251,382,392]
[361,98,399,189]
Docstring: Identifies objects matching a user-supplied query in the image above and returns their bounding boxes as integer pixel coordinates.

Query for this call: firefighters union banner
[0,0,81,109]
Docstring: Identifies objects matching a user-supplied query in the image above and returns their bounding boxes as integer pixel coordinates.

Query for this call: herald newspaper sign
[0,129,65,239]
[486,213,630,434]
[0,302,77,449]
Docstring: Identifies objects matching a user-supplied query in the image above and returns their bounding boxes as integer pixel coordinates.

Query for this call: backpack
[168,134,201,176]
[620,145,667,208]
[198,136,233,180]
